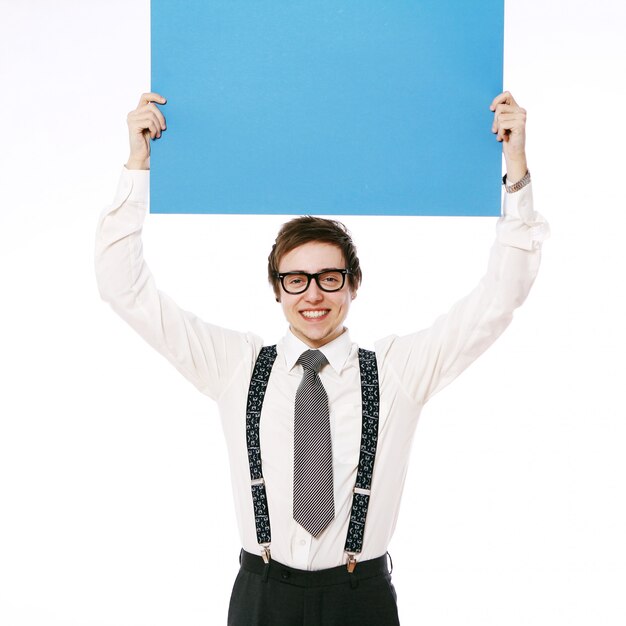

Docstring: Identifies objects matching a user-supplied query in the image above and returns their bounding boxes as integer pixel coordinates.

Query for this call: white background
[1,1,625,624]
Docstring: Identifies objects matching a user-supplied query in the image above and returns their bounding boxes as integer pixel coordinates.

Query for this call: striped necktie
[293,349,335,537]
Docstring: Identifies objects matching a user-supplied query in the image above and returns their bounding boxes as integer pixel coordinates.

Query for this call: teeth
[302,310,328,319]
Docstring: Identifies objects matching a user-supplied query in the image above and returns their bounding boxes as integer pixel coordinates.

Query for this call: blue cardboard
[151,1,504,215]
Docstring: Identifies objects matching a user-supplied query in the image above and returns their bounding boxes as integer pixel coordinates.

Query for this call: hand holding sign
[490,91,528,183]
[126,92,167,171]
[125,91,529,186]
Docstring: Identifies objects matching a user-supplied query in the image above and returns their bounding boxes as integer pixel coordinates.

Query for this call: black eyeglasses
[275,269,352,294]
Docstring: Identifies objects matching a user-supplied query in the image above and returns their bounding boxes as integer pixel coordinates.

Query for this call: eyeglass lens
[282,270,346,294]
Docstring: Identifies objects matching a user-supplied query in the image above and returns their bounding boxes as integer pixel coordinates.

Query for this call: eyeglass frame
[274,268,353,295]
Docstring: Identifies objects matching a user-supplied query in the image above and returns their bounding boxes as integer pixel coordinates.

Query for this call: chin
[300,333,326,346]
[301,326,341,347]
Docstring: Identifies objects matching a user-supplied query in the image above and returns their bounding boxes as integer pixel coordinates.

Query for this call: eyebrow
[279,267,345,274]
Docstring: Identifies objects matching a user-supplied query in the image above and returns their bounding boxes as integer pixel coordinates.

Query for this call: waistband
[239,550,391,588]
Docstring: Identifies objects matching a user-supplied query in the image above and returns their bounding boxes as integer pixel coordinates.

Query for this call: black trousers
[227,550,400,626]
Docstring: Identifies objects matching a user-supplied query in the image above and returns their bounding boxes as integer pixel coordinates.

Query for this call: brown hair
[268,216,362,299]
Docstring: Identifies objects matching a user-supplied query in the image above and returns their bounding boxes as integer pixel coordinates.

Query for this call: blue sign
[151,1,504,216]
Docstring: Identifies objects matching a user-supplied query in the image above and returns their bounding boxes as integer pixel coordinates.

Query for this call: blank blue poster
[151,1,504,216]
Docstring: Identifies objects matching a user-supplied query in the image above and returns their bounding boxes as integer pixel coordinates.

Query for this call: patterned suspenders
[245,345,380,571]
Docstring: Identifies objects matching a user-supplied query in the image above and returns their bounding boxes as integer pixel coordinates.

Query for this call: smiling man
[271,230,359,347]
[95,91,548,625]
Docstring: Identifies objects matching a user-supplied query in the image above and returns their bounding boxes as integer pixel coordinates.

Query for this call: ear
[350,289,357,301]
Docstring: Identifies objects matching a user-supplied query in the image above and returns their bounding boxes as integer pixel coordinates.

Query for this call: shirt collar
[281,328,353,375]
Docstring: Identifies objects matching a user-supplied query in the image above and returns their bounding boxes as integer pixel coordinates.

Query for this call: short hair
[268,216,362,299]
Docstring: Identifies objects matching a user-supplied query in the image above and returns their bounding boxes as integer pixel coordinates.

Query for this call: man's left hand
[490,91,528,184]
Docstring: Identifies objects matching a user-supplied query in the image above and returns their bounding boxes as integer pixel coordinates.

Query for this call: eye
[285,274,306,286]
[319,271,343,288]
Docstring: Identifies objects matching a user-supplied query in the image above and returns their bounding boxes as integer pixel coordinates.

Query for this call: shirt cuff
[112,166,150,207]
[498,183,550,250]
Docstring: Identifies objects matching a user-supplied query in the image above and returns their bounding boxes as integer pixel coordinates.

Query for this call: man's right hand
[125,92,167,170]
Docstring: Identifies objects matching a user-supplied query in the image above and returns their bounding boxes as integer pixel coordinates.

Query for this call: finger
[492,104,525,133]
[132,102,167,133]
[142,119,160,140]
[146,102,167,130]
[497,112,526,125]
[131,110,164,130]
[137,92,167,108]
[496,115,526,141]
[495,104,522,116]
[496,116,516,141]
[132,105,166,130]
[489,90,517,111]
[130,113,161,139]
[490,90,517,110]
[147,115,163,139]
[494,111,527,136]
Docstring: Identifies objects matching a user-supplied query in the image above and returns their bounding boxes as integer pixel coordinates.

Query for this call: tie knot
[297,349,327,374]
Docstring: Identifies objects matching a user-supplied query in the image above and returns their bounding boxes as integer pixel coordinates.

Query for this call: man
[95,91,547,625]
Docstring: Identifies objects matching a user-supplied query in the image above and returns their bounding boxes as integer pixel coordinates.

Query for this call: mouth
[300,309,330,320]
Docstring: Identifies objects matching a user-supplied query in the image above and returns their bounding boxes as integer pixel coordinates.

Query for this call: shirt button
[299,539,306,546]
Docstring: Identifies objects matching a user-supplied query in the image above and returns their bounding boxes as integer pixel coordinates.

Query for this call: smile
[301,310,330,319]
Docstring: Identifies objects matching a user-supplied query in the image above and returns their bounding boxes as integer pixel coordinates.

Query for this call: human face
[277,241,355,348]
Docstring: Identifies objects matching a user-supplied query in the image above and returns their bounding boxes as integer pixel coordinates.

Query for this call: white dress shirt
[95,167,548,571]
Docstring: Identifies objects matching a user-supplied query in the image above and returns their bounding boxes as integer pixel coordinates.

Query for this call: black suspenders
[344,348,380,571]
[245,345,380,571]
[245,345,277,562]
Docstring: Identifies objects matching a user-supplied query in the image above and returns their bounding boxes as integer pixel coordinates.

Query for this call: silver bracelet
[502,170,531,193]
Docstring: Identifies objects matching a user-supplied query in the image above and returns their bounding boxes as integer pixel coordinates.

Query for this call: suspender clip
[346,552,357,573]
[260,544,271,564]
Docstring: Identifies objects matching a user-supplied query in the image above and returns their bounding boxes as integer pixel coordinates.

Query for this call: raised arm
[95,94,261,399]
[376,92,549,405]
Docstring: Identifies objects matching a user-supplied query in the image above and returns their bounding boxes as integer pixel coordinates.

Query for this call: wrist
[504,156,528,184]
[126,156,150,170]
[503,169,531,193]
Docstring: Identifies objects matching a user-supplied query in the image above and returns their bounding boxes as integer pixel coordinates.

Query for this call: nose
[304,279,324,302]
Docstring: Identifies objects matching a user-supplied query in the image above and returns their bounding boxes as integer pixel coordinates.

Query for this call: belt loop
[349,571,358,589]
[386,551,394,575]
[238,548,243,566]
